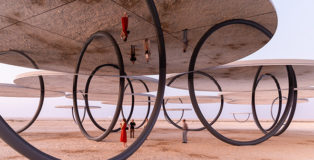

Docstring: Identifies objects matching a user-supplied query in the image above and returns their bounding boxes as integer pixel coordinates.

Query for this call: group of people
[120,12,151,64]
[120,118,137,148]
[120,118,189,148]
[120,12,189,64]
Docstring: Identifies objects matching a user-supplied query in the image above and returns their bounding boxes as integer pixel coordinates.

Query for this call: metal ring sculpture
[188,19,298,145]
[0,0,166,159]
[73,32,125,142]
[252,72,283,133]
[163,71,224,131]
[271,96,287,121]
[83,64,134,133]
[71,106,87,124]
[0,50,45,133]
[124,79,151,129]
[232,113,251,123]
[164,98,185,124]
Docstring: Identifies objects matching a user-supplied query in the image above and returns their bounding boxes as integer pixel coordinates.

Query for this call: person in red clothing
[121,12,129,42]
[120,118,127,148]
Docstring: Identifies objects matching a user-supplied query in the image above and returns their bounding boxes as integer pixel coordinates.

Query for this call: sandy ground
[1,120,314,160]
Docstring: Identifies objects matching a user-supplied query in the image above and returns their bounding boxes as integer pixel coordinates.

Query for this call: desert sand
[1,120,314,160]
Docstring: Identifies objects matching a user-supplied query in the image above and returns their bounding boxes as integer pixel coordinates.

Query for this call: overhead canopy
[0,83,63,98]
[0,0,277,75]
[14,70,158,93]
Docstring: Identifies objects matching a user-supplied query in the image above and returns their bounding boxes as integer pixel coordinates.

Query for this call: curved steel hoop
[252,72,283,133]
[126,79,152,129]
[110,0,166,159]
[0,50,45,133]
[73,31,125,141]
[71,106,87,124]
[83,63,134,133]
[163,99,185,124]
[0,0,166,159]
[188,19,298,145]
[164,71,224,131]
[232,113,251,123]
[271,96,287,121]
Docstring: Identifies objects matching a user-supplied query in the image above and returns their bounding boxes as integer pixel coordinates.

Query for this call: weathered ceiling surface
[55,105,101,109]
[167,65,314,92]
[0,0,277,75]
[0,83,63,97]
[14,71,158,94]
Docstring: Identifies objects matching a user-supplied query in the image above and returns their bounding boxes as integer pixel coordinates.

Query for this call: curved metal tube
[163,71,223,131]
[232,113,251,123]
[188,19,298,145]
[73,31,125,141]
[83,64,134,133]
[71,106,86,124]
[0,50,45,133]
[0,0,166,159]
[271,96,287,121]
[252,72,283,133]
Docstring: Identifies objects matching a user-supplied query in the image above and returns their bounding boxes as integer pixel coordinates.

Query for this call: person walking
[182,119,188,143]
[130,119,136,138]
[120,118,127,148]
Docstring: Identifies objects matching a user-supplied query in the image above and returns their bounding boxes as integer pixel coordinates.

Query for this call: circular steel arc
[83,64,133,133]
[163,71,223,131]
[188,19,297,145]
[73,31,125,141]
[252,72,283,133]
[0,50,45,133]
[232,113,251,123]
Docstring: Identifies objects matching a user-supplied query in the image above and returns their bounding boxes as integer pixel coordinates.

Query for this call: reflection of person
[143,38,151,63]
[182,119,188,143]
[121,12,129,42]
[130,45,136,64]
[120,118,127,148]
[130,119,136,138]
[182,29,188,52]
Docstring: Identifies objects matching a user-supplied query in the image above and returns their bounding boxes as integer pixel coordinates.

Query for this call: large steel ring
[188,19,298,145]
[83,63,134,133]
[271,96,287,121]
[0,0,166,159]
[163,71,224,131]
[252,72,283,133]
[232,113,251,123]
[0,50,45,133]
[124,79,151,129]
[164,98,185,124]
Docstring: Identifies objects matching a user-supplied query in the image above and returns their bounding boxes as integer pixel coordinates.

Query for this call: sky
[1,0,314,121]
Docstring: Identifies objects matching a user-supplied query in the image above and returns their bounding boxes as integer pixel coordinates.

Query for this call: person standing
[130,119,136,138]
[182,29,188,52]
[182,119,188,143]
[120,118,127,148]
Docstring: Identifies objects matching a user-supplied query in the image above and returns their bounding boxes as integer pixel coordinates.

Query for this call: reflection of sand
[2,120,314,160]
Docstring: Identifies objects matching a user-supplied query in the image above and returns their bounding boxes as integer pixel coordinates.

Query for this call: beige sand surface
[1,120,314,160]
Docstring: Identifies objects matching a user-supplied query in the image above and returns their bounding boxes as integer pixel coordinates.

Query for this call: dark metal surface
[252,72,282,133]
[0,50,45,133]
[232,113,251,123]
[188,19,298,145]
[73,31,125,141]
[109,0,166,159]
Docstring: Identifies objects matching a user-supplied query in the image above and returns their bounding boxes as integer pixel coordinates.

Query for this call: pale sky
[1,0,314,121]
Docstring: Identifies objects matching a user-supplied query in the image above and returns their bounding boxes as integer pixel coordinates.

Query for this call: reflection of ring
[232,113,251,123]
